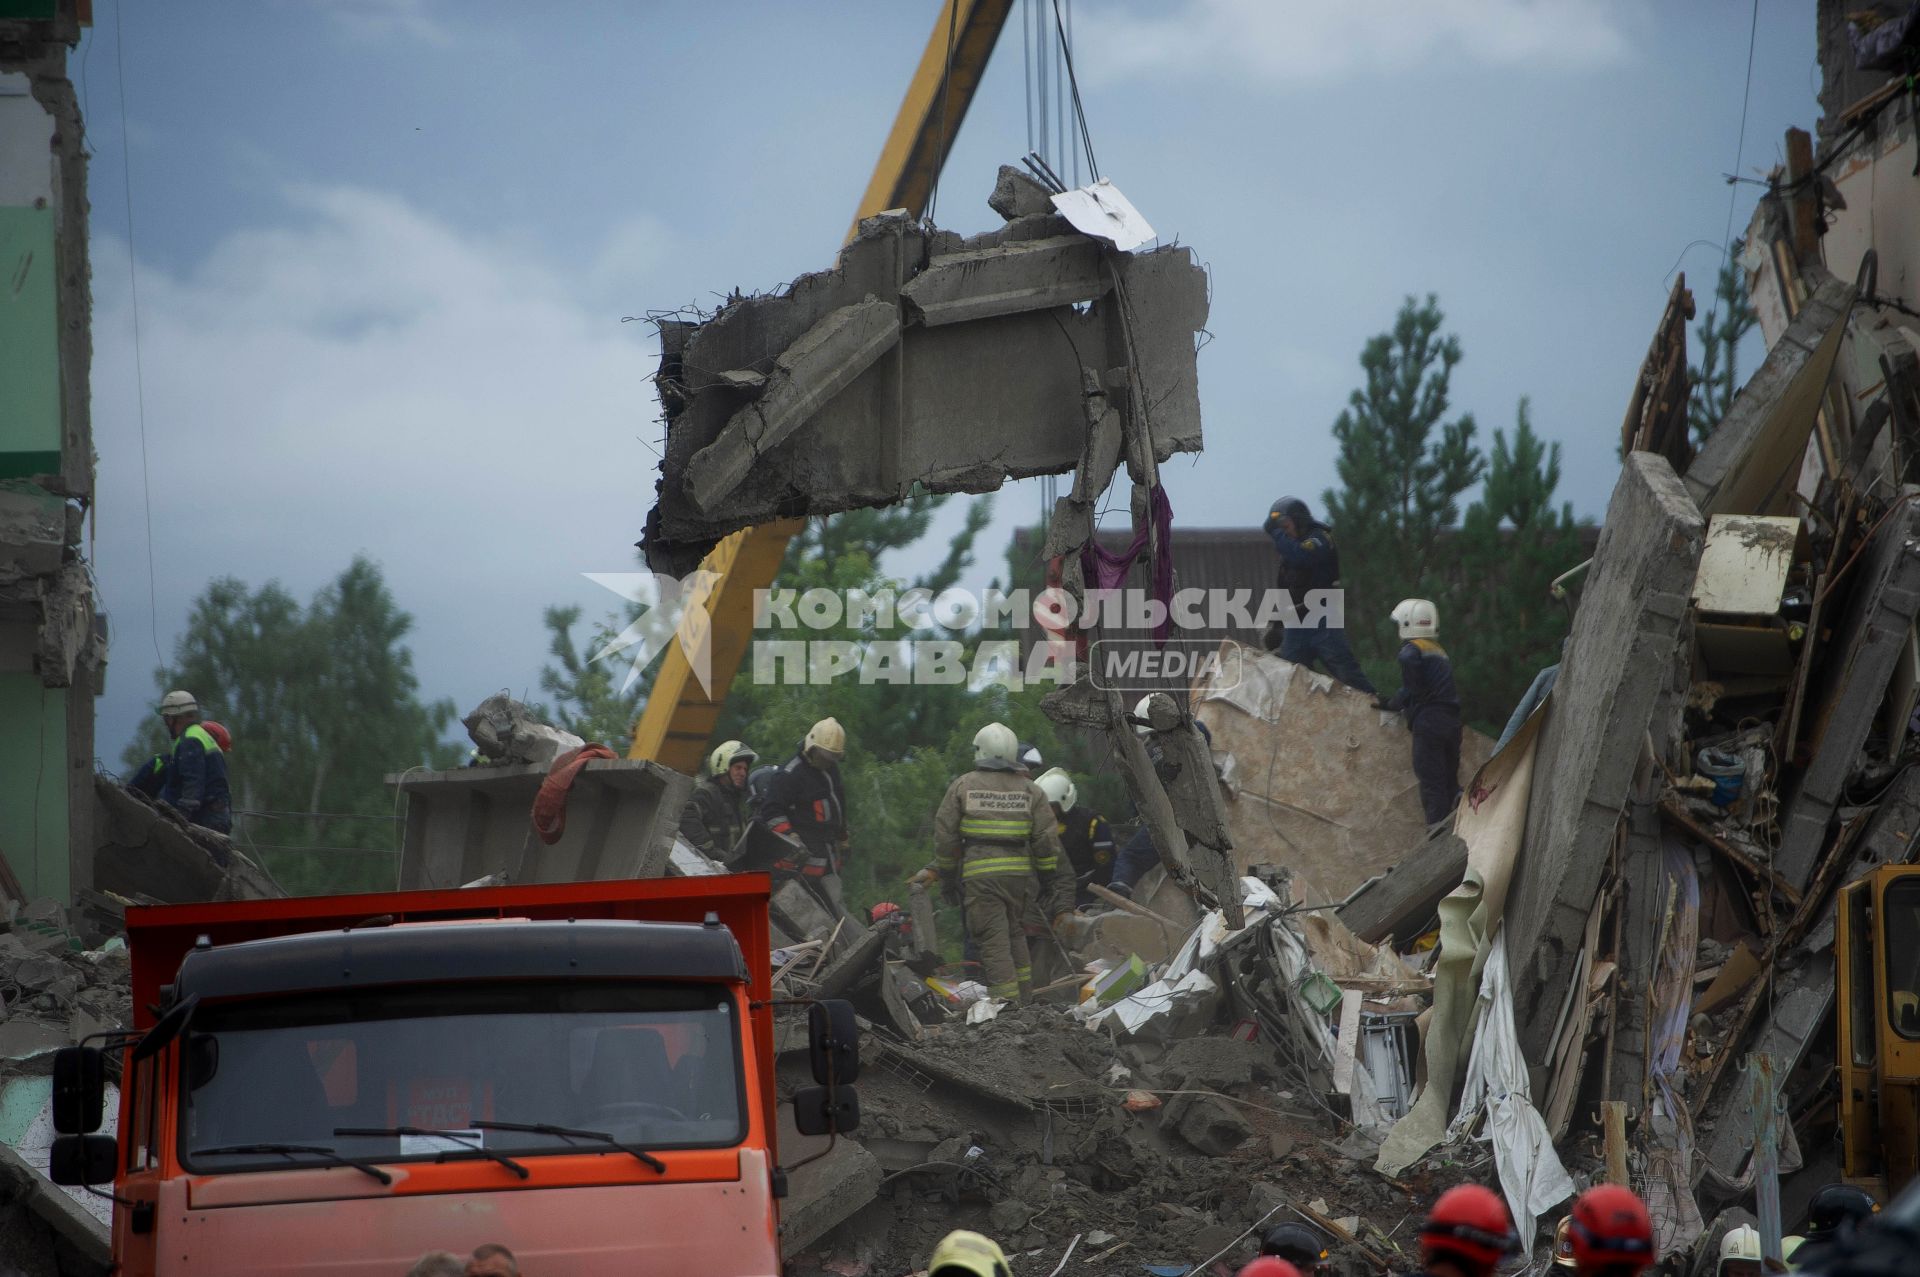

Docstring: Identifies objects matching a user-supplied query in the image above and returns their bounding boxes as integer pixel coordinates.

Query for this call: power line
[112,0,164,668]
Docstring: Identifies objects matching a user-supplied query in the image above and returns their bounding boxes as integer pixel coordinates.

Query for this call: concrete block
[1776,496,1920,886]
[1684,274,1855,517]
[989,163,1053,219]
[643,203,1208,577]
[92,777,284,904]
[1165,1093,1253,1157]
[1509,454,1704,1062]
[387,759,689,890]
[779,1135,882,1254]
[1336,832,1467,945]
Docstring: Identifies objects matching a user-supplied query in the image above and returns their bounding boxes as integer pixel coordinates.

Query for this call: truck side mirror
[48,1134,116,1186]
[792,1084,860,1137]
[808,999,859,1085]
[52,1047,105,1135]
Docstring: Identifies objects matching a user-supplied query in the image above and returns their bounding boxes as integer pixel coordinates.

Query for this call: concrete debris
[462,693,585,767]
[91,777,283,903]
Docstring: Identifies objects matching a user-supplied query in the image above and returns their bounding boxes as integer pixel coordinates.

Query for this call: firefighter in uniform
[755,718,851,913]
[915,723,1070,1000]
[679,739,757,861]
[1375,599,1463,828]
[1035,768,1116,904]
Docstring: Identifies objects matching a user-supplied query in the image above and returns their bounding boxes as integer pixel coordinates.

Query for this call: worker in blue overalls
[1375,600,1461,829]
[130,689,233,834]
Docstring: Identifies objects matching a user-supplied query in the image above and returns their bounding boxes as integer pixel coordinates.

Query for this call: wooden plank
[1087,881,1183,929]
[1602,1101,1630,1185]
[1786,128,1818,260]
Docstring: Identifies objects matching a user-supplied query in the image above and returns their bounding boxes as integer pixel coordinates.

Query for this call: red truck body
[103,874,785,1275]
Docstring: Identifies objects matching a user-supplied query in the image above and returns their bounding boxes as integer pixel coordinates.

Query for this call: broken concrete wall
[1775,495,1920,887]
[1194,645,1493,902]
[1509,454,1704,1063]
[644,199,1208,576]
[92,778,283,903]
[389,759,691,889]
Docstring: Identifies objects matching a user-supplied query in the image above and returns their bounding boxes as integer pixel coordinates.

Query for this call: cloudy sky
[82,0,1817,761]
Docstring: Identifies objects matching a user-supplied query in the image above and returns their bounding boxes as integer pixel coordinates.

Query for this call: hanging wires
[1048,0,1099,185]
[924,0,961,227]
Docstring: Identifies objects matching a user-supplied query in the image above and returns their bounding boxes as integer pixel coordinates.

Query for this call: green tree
[1689,251,1758,445]
[1324,295,1485,668]
[1442,399,1583,731]
[124,557,460,894]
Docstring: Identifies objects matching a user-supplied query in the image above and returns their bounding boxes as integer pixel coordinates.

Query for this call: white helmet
[707,739,757,775]
[1131,694,1157,736]
[1391,598,1438,640]
[973,722,1019,767]
[1017,741,1043,773]
[803,717,846,764]
[1035,767,1076,811]
[1718,1225,1762,1267]
[155,690,200,719]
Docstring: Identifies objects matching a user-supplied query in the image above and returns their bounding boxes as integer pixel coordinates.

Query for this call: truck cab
[1836,864,1920,1196]
[50,875,857,1276]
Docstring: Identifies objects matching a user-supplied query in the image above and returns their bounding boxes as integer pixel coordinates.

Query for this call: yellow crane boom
[628,0,1016,774]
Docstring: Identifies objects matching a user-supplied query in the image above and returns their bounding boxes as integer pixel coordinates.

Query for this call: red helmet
[202,720,233,754]
[1421,1185,1518,1273]
[1568,1185,1653,1274]
[870,902,902,924]
[1236,1260,1302,1277]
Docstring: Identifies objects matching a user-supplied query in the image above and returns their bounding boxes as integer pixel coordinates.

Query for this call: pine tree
[1689,250,1758,445]
[1443,399,1583,730]
[1323,295,1484,666]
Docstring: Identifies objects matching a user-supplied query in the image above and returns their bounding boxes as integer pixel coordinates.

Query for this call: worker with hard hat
[1107,695,1215,898]
[1716,1225,1762,1277]
[679,739,758,861]
[1417,1184,1518,1277]
[1563,1184,1655,1277]
[1262,496,1375,694]
[754,718,851,910]
[1015,740,1043,776]
[131,691,232,835]
[914,722,1070,1000]
[1792,1182,1879,1271]
[928,1230,1010,1277]
[1036,767,1116,905]
[1375,599,1463,828]
[1259,1221,1332,1277]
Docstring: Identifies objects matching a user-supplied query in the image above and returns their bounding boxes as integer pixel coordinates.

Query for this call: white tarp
[1050,179,1156,251]
[1448,932,1575,1242]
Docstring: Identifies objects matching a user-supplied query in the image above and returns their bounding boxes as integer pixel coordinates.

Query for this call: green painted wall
[0,207,60,479]
[0,674,69,902]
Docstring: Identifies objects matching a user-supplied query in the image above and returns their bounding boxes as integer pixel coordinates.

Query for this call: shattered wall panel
[644,208,1208,576]
[1507,454,1703,1063]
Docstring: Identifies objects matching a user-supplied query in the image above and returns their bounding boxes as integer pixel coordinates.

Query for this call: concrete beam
[684,299,901,515]
[1776,495,1920,886]
[1509,454,1704,1063]
[899,235,1107,326]
[1683,274,1854,518]
[1336,833,1467,945]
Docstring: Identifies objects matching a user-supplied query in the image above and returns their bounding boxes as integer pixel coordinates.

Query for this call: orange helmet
[1236,1260,1302,1277]
[202,720,233,754]
[1568,1186,1653,1274]
[1421,1185,1518,1274]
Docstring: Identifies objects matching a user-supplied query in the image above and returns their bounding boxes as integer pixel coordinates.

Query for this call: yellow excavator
[626,0,1017,775]
[1834,864,1920,1194]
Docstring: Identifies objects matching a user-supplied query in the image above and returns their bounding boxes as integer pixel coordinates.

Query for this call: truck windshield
[179,980,742,1174]
[1887,877,1920,1041]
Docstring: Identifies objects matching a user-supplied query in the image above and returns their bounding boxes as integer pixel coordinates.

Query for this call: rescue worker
[1564,1184,1654,1277]
[132,690,232,834]
[1780,1235,1806,1268]
[915,722,1071,1001]
[1793,1183,1879,1271]
[1259,1221,1332,1276]
[1108,699,1215,897]
[679,739,757,860]
[755,718,850,912]
[1417,1184,1518,1277]
[929,1229,1011,1277]
[1036,767,1117,904]
[1375,599,1462,828]
[1016,741,1043,777]
[1237,1261,1302,1277]
[1717,1225,1762,1277]
[1262,496,1375,694]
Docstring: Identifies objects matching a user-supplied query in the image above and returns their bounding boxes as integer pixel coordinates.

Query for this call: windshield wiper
[194,1142,393,1185]
[471,1120,667,1173]
[333,1126,529,1179]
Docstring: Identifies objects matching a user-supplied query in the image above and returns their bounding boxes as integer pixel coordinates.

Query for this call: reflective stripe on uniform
[961,856,1036,879]
[958,818,1031,842]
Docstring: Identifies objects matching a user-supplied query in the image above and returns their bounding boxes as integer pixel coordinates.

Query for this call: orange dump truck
[48,874,860,1274]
